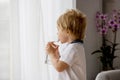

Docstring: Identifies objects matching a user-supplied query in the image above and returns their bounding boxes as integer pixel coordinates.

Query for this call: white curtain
[10,0,76,80]
[10,0,41,80]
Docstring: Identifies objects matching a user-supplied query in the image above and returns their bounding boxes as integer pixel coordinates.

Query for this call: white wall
[76,0,120,80]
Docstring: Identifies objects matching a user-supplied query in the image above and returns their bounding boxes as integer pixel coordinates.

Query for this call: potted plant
[92,9,120,71]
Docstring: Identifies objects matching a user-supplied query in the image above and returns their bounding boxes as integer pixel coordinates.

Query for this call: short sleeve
[59,44,77,66]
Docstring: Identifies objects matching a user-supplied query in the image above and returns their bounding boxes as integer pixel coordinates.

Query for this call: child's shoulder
[67,43,84,50]
[59,42,83,50]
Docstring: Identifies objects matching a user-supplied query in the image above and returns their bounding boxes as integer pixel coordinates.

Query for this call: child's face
[57,27,69,43]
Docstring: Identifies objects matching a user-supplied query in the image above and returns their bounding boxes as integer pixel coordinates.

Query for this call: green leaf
[105,39,113,44]
[113,56,118,59]
[115,48,120,51]
[114,43,120,47]
[91,50,102,55]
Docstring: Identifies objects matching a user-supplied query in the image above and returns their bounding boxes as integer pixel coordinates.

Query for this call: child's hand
[46,42,59,57]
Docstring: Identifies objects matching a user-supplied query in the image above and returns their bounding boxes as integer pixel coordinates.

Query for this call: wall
[76,0,102,80]
[104,0,120,70]
[76,0,120,80]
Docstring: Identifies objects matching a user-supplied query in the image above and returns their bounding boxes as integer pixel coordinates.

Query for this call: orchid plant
[92,9,120,71]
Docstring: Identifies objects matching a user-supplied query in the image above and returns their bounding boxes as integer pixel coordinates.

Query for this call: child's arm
[49,53,69,72]
[46,42,69,72]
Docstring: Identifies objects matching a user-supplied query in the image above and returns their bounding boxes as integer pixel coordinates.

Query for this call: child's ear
[66,30,71,36]
[66,30,70,33]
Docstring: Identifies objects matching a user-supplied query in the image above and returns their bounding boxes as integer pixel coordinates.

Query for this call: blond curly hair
[57,9,87,40]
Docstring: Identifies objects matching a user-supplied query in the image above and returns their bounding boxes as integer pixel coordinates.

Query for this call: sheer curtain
[10,0,75,80]
[10,0,41,80]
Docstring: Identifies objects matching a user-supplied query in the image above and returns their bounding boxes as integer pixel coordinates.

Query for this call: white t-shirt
[56,42,86,80]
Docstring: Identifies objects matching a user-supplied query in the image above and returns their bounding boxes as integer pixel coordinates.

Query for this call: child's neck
[68,36,78,43]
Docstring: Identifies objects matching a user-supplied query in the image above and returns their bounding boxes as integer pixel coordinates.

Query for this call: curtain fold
[19,0,41,80]
[10,0,21,80]
[10,0,41,80]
